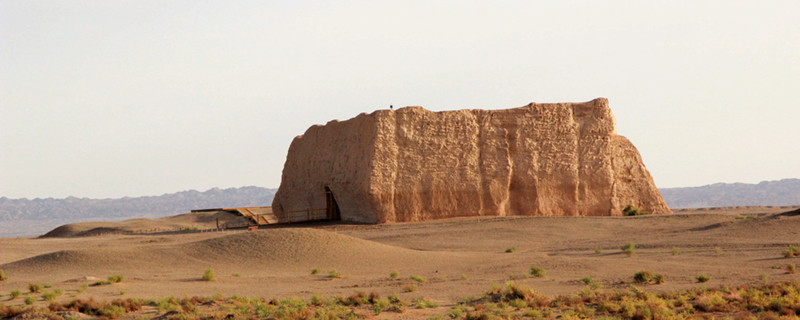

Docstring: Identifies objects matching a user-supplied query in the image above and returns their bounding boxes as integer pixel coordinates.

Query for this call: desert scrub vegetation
[311,267,320,275]
[529,265,546,278]
[410,274,427,283]
[621,242,636,256]
[7,281,800,319]
[633,271,665,284]
[0,269,7,281]
[328,269,342,279]
[389,270,399,279]
[28,283,42,293]
[783,245,800,258]
[505,247,516,253]
[696,273,711,283]
[202,268,216,281]
[623,204,650,216]
[788,263,797,274]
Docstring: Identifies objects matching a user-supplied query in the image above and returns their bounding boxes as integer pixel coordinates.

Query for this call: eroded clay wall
[272,98,671,223]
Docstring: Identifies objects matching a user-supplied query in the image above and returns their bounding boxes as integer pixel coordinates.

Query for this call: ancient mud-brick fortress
[272,98,670,223]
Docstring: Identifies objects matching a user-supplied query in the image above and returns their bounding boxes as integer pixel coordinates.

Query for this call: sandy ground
[1,205,799,313]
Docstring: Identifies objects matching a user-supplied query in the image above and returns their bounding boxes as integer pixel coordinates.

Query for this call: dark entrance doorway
[324,186,341,221]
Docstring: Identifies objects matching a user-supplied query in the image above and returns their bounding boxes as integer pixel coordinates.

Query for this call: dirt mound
[40,212,239,238]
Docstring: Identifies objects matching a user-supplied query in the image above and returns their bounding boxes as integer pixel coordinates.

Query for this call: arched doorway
[324,186,341,221]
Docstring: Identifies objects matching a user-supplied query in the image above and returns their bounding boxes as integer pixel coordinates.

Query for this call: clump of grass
[10,290,21,300]
[786,263,796,274]
[202,268,216,281]
[623,204,650,216]
[505,247,516,253]
[311,268,320,275]
[530,266,546,278]
[621,243,636,256]
[696,274,711,283]
[412,297,439,309]
[671,247,681,256]
[594,249,602,254]
[403,284,418,292]
[460,274,468,280]
[328,270,341,279]
[232,273,240,277]
[713,247,723,255]
[633,271,665,284]
[24,296,36,305]
[76,283,88,294]
[43,284,52,289]
[389,270,399,279]
[43,289,63,302]
[783,245,799,258]
[108,275,124,283]
[28,283,42,293]
[0,269,7,281]
[410,275,426,283]
[760,273,769,285]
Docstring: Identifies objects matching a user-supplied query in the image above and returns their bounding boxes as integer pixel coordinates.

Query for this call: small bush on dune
[410,275,426,283]
[696,274,711,283]
[107,275,124,283]
[0,269,7,281]
[311,268,320,275]
[389,270,399,279]
[24,296,35,305]
[505,247,516,253]
[28,283,41,293]
[621,243,636,256]
[328,270,341,279]
[634,271,665,284]
[10,290,21,300]
[783,245,799,258]
[530,266,546,278]
[787,263,796,274]
[202,269,216,281]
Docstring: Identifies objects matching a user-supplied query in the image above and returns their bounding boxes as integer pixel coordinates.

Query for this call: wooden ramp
[192,206,327,228]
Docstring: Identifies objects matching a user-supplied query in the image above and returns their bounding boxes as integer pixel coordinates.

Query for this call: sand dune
[40,211,241,238]
[3,228,463,278]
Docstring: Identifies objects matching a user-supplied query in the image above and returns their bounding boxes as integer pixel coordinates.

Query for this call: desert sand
[1,205,799,318]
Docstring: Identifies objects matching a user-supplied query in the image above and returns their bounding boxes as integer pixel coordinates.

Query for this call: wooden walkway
[192,206,328,229]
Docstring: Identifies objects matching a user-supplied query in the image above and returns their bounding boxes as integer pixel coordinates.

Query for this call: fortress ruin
[272,98,671,223]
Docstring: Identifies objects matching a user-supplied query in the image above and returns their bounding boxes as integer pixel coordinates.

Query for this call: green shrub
[403,284,418,292]
[530,266,546,278]
[9,290,21,300]
[389,270,399,279]
[0,269,6,281]
[311,268,320,275]
[328,270,341,278]
[24,296,35,305]
[410,275,427,283]
[621,243,636,256]
[28,283,41,293]
[505,247,516,253]
[202,268,216,281]
[633,271,665,284]
[696,274,711,283]
[787,263,796,274]
[783,245,799,258]
[108,275,124,283]
[623,204,650,216]
[671,247,681,256]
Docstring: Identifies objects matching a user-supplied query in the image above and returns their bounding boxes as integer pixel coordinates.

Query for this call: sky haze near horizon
[2,1,798,199]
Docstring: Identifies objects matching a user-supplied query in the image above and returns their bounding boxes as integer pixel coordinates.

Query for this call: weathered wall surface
[272,98,671,223]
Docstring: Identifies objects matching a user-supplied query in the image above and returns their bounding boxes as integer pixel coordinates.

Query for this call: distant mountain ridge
[0,186,276,238]
[659,178,800,208]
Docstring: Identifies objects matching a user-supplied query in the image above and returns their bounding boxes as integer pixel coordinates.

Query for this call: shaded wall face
[271,113,379,223]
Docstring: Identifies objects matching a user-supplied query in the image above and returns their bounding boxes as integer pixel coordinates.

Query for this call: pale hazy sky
[1,1,798,199]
